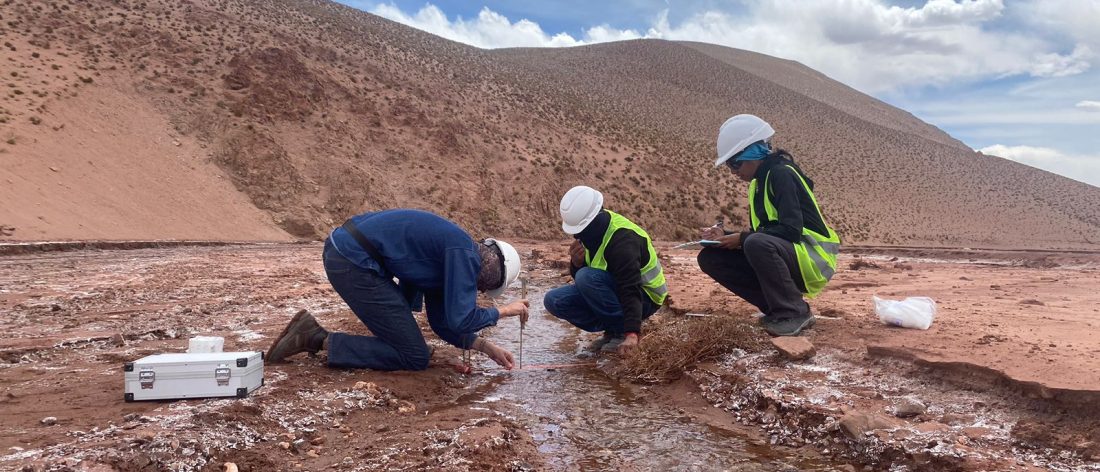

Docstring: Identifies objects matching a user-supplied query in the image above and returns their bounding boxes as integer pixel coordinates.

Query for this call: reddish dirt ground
[1,242,1098,471]
[0,244,541,471]
[664,246,1100,398]
[657,244,1100,470]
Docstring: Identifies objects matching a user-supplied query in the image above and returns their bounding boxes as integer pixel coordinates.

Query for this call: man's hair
[476,243,503,292]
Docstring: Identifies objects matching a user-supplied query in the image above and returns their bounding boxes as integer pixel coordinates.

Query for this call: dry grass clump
[610,314,764,384]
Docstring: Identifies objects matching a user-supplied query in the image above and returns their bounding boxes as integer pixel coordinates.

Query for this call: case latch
[139,370,155,389]
[215,367,231,386]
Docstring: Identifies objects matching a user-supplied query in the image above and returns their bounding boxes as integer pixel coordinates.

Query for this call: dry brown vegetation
[608,312,766,384]
[0,0,1097,248]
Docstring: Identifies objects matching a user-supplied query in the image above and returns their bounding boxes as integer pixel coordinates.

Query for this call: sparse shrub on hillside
[10,0,1089,245]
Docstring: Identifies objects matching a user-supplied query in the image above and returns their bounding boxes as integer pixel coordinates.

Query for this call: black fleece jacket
[740,152,828,243]
[570,210,653,334]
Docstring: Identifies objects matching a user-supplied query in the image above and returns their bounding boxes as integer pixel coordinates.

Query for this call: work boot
[267,309,328,362]
[584,333,617,353]
[763,313,816,337]
[599,335,627,353]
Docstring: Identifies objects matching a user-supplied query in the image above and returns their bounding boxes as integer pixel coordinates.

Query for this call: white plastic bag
[873,295,936,330]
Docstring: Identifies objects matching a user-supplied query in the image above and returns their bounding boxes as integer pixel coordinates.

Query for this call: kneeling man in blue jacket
[268,209,526,371]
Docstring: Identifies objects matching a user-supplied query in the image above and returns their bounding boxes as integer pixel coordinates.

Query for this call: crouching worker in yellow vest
[698,114,840,337]
[543,186,668,356]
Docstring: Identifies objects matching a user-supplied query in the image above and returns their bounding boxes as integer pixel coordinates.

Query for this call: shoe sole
[267,310,315,362]
[765,316,816,337]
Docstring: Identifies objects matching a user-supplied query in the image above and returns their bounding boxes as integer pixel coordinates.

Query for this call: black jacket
[571,210,653,334]
[740,152,828,243]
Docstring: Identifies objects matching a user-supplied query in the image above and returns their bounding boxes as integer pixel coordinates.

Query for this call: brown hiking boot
[267,309,328,362]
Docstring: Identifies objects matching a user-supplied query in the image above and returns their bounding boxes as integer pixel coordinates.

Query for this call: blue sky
[338,0,1100,187]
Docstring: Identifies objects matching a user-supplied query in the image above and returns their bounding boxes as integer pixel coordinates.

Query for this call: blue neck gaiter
[735,141,770,162]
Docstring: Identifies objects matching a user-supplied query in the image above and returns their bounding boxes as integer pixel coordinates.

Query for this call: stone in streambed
[839,411,901,439]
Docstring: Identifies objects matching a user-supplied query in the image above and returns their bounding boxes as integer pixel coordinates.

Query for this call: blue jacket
[329,209,498,348]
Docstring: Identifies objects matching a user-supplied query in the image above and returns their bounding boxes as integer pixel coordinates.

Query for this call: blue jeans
[543,267,658,335]
[323,240,430,371]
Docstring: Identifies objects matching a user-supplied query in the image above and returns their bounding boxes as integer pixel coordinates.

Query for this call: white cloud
[370,4,585,48]
[979,144,1100,187]
[639,0,1092,92]
[1028,45,1092,78]
[1017,0,1100,50]
[1077,100,1100,112]
[584,24,643,43]
[897,0,1005,25]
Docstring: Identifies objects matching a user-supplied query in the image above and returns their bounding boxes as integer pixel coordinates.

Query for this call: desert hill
[1,0,1097,248]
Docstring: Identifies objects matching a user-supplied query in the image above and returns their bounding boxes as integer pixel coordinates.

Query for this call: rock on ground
[771,336,816,360]
[893,397,927,418]
[839,411,901,439]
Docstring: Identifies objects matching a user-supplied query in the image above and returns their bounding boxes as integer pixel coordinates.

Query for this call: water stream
[463,284,839,471]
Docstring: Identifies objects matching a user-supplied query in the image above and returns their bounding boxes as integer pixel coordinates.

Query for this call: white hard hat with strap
[715,114,775,167]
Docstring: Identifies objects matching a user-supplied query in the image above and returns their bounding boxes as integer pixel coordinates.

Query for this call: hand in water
[475,338,515,370]
[500,300,530,325]
[618,333,640,356]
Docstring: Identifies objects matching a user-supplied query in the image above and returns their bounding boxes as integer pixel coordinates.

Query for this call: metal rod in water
[519,277,528,369]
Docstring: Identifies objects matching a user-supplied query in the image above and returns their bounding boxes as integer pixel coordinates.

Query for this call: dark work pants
[697,232,811,320]
[323,239,431,371]
[543,267,659,335]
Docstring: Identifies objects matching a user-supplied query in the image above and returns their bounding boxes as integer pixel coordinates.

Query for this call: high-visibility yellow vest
[748,165,840,298]
[585,211,668,305]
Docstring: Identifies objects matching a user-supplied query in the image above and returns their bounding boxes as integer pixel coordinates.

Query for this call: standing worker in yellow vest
[544,186,668,356]
[698,114,840,336]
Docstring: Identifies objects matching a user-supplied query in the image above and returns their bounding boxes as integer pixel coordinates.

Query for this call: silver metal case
[123,351,264,401]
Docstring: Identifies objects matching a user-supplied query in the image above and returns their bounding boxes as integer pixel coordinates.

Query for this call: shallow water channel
[463,285,839,471]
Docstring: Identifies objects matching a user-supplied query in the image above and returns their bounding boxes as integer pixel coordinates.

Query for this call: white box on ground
[187,336,225,353]
[124,351,264,402]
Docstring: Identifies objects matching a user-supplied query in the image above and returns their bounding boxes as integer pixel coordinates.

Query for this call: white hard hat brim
[562,220,589,235]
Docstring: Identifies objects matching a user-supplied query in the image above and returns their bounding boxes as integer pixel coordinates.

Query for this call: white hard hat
[484,238,521,298]
[715,114,775,167]
[559,185,604,235]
